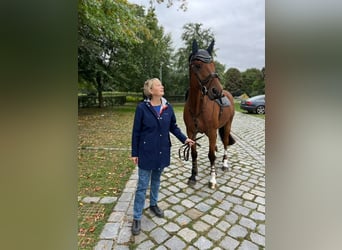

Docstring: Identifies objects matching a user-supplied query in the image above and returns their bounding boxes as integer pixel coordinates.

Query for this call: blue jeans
[133,167,163,220]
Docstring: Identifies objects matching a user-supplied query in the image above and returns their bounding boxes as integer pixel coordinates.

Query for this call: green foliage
[78,1,265,104]
[241,68,264,96]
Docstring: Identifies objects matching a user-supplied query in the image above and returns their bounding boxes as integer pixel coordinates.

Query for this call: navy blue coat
[131,98,187,170]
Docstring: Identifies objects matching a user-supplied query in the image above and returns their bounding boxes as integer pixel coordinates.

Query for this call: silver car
[240,95,265,114]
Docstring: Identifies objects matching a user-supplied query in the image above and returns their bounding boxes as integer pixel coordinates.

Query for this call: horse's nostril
[212,88,221,97]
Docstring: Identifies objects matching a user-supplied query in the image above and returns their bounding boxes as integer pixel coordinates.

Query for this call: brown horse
[183,40,236,189]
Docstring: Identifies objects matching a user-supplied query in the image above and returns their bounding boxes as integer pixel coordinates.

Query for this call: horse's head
[189,39,223,100]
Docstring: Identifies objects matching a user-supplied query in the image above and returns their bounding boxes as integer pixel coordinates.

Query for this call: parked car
[240,95,265,114]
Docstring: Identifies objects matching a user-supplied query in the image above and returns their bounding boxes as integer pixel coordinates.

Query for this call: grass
[78,105,137,249]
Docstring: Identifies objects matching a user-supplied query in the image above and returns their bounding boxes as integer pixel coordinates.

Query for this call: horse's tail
[219,127,236,145]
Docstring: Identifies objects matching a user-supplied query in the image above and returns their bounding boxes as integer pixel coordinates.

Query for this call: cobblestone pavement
[95,111,265,250]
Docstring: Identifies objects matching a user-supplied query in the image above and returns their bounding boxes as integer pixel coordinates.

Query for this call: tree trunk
[97,74,104,108]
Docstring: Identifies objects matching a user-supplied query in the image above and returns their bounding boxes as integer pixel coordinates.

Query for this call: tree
[171,23,216,95]
[224,68,243,96]
[78,0,149,107]
[241,68,264,96]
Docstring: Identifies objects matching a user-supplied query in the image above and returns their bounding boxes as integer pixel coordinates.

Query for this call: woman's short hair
[143,78,160,98]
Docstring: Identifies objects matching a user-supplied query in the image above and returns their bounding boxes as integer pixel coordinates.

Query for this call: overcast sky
[129,0,265,71]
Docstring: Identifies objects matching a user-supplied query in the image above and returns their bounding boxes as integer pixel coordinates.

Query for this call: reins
[178,135,204,161]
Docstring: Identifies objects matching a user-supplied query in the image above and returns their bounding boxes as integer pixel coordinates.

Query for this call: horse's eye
[194,64,201,70]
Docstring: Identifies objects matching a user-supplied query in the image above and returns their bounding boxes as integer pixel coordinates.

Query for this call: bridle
[190,61,220,96]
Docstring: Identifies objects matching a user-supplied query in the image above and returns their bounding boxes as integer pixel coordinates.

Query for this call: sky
[129,0,265,71]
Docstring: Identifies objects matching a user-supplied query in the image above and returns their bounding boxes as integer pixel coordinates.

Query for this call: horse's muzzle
[208,87,222,100]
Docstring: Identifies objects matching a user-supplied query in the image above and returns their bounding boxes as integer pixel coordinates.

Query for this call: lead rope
[178,135,204,161]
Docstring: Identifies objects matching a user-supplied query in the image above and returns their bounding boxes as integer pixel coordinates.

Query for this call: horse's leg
[208,132,217,189]
[188,143,198,186]
[219,125,235,172]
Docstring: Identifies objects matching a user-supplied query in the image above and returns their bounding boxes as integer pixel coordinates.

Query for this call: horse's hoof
[208,182,217,189]
[222,166,229,172]
[188,179,196,186]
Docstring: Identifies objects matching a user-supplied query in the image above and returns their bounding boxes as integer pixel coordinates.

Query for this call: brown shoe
[150,205,164,218]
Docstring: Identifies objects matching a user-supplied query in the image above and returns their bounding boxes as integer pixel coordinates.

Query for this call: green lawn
[78,106,136,249]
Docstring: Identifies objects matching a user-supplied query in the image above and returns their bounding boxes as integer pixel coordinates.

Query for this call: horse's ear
[192,39,198,54]
[207,40,215,55]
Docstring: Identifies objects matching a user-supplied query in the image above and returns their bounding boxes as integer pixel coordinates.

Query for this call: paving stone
[219,236,240,249]
[168,185,180,193]
[203,198,217,206]
[207,227,225,241]
[118,192,133,202]
[239,217,257,230]
[228,224,248,238]
[181,199,195,208]
[166,196,181,204]
[257,224,265,235]
[164,235,186,250]
[94,240,113,250]
[178,228,197,242]
[185,208,203,220]
[82,196,100,203]
[175,214,191,226]
[232,189,244,196]
[154,246,168,250]
[150,227,170,244]
[257,204,265,213]
[133,231,148,244]
[99,196,117,204]
[242,193,255,200]
[113,245,130,250]
[193,236,213,249]
[193,220,210,232]
[225,212,239,224]
[163,222,180,233]
[227,196,243,205]
[244,200,258,209]
[172,204,186,213]
[238,240,259,250]
[108,211,125,222]
[117,226,131,244]
[218,200,233,211]
[99,223,120,239]
[233,204,251,216]
[250,232,265,246]
[212,191,226,201]
[175,192,187,199]
[164,209,177,219]
[202,214,219,225]
[210,207,225,217]
[250,211,265,221]
[141,216,157,232]
[255,196,265,205]
[115,201,130,212]
[216,220,231,231]
[195,202,211,212]
[136,240,155,250]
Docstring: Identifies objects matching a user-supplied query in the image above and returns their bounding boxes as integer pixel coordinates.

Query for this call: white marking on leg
[210,164,217,186]
[223,149,229,169]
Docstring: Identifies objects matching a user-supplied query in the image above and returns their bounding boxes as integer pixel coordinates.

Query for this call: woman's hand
[185,138,195,146]
[132,157,138,165]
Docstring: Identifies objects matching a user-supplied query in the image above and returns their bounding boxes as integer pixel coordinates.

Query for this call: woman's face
[150,81,164,97]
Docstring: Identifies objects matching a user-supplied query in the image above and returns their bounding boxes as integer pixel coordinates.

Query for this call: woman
[131,78,194,235]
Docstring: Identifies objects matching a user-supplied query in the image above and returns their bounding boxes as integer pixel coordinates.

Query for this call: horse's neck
[187,87,203,115]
